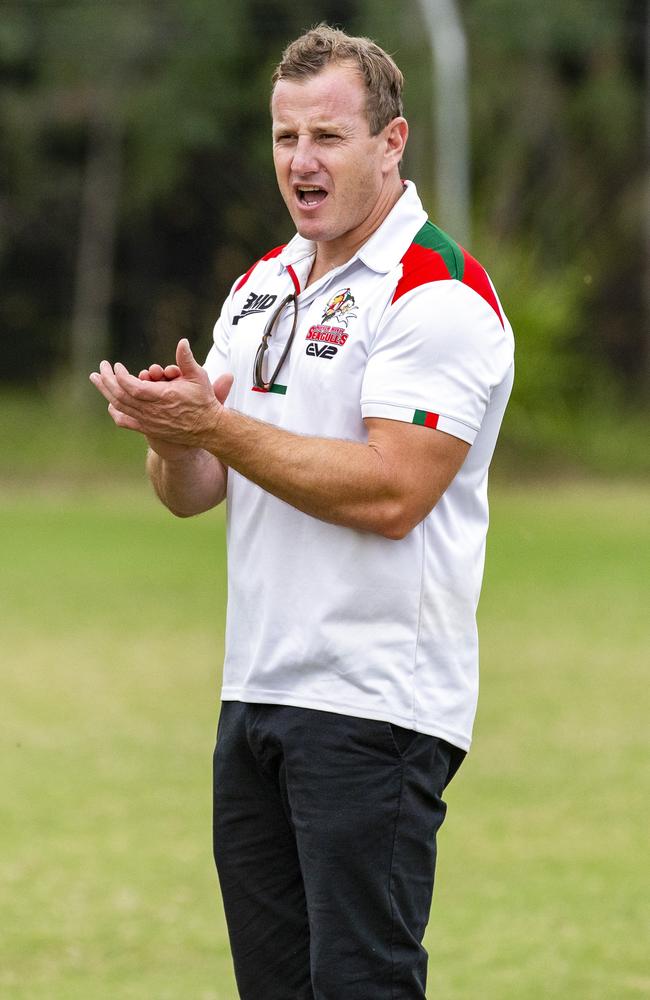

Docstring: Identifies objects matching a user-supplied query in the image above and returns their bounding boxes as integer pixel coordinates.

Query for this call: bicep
[365,417,469,533]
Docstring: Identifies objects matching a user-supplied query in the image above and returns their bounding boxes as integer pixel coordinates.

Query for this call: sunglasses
[252,293,298,391]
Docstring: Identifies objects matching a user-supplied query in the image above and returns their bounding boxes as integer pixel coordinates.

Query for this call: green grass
[0,389,149,487]
[1,476,648,998]
[432,483,649,999]
[1,494,233,999]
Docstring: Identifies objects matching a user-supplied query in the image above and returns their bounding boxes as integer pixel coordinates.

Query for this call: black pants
[213,702,464,1000]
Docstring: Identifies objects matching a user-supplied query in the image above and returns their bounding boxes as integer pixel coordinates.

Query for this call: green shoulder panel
[412,221,465,281]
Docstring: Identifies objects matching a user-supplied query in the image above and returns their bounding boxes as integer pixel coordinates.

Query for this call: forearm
[89,344,465,534]
[147,446,227,518]
[202,408,403,537]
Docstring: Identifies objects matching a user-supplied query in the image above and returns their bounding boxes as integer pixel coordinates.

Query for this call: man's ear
[383,117,408,171]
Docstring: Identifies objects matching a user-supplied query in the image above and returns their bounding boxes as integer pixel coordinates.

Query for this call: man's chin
[294,218,333,243]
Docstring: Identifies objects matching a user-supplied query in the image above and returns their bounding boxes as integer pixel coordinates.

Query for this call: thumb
[175,338,203,379]
[213,372,234,405]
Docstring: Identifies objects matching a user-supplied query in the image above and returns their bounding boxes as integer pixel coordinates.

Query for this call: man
[90,25,514,1000]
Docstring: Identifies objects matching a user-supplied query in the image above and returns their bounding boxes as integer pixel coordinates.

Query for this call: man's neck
[305,178,405,288]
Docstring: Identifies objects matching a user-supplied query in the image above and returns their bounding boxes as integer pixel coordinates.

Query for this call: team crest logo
[321,288,358,327]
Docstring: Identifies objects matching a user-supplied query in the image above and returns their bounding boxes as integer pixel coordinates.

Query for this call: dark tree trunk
[70,100,122,401]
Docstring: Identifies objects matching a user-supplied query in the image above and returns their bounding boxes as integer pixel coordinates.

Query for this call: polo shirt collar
[278,180,427,279]
[357,181,427,273]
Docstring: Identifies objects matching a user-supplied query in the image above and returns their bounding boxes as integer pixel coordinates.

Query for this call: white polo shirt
[204,181,514,751]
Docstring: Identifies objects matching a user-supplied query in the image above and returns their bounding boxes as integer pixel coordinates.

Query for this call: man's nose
[291,137,319,175]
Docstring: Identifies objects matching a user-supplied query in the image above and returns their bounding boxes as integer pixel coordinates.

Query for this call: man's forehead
[271,62,367,123]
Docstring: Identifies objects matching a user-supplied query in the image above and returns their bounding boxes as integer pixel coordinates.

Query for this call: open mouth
[297,186,328,207]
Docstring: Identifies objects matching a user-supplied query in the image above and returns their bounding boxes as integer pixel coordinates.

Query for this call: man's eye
[318,133,338,141]
[275,134,295,142]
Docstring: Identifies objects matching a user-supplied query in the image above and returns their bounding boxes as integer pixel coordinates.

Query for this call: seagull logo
[321,289,358,327]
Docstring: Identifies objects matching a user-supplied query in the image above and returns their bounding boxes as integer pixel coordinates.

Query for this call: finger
[98,359,125,400]
[113,362,163,401]
[108,402,146,433]
[90,371,116,406]
[175,339,204,380]
[138,364,179,382]
[213,372,234,405]
[93,368,156,422]
[95,362,140,410]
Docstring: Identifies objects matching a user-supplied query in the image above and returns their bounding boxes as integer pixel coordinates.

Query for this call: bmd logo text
[233,291,277,325]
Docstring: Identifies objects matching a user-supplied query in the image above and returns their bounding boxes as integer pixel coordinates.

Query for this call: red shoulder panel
[392,244,452,304]
[234,244,286,293]
[461,249,504,328]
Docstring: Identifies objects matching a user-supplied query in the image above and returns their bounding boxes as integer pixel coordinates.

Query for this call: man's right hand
[136,362,234,461]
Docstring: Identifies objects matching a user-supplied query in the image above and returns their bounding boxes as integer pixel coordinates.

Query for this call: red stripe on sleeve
[392,244,451,303]
[460,250,504,327]
[424,411,440,429]
[234,244,286,292]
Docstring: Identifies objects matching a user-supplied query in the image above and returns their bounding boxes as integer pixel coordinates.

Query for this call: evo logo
[306,343,338,359]
[233,291,277,325]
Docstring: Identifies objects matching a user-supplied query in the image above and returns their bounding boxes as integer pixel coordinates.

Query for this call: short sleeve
[203,276,240,382]
[360,280,514,444]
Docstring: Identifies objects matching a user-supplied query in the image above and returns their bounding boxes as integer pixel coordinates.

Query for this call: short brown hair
[271,24,404,136]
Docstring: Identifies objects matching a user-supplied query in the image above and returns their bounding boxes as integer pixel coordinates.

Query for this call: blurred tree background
[0,0,647,472]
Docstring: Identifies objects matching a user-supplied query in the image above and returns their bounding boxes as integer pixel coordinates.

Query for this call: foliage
[465,0,646,390]
[0,0,647,443]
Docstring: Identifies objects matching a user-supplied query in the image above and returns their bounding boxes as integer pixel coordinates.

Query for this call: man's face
[271,63,395,250]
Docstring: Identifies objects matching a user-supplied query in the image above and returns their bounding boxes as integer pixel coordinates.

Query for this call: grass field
[1,476,648,999]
